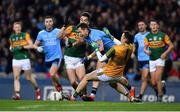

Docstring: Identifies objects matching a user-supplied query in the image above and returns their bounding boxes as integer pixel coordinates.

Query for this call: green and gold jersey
[103,44,133,78]
[144,31,171,60]
[9,32,30,60]
[64,25,86,58]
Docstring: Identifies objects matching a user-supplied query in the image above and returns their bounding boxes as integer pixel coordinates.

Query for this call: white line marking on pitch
[16,104,46,109]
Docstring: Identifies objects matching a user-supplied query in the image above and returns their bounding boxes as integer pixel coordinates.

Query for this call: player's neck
[151,30,158,34]
[15,32,21,35]
[140,30,147,34]
[45,27,53,32]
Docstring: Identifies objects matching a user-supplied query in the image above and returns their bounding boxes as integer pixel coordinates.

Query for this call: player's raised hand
[103,27,114,40]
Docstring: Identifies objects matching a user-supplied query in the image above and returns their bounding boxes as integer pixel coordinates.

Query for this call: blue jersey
[134,32,150,61]
[85,29,115,52]
[36,28,62,62]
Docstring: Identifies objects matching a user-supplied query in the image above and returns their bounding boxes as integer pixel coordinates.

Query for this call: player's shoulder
[9,34,15,38]
[116,43,132,49]
[38,29,46,35]
[135,32,141,36]
[54,28,61,32]
[90,28,104,33]
[158,31,166,37]
[113,44,124,50]
[146,32,153,38]
[134,32,141,39]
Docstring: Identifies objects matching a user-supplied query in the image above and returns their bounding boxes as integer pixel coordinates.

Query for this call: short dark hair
[123,31,133,44]
[80,12,91,20]
[77,23,89,30]
[44,16,54,21]
[137,19,147,25]
[13,20,22,26]
[150,19,159,24]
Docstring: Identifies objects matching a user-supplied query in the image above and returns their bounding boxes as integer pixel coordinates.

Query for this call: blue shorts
[45,58,61,69]
[138,61,149,70]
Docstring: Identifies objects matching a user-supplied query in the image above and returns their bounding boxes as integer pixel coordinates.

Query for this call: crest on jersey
[149,38,152,41]
[20,36,23,40]
[153,36,157,41]
[159,37,162,41]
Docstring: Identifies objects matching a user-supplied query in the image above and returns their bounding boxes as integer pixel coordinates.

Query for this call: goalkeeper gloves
[103,27,114,40]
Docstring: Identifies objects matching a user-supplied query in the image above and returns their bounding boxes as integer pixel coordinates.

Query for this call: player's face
[120,33,127,43]
[80,16,89,25]
[150,21,159,33]
[77,27,89,38]
[13,23,22,34]
[44,18,54,30]
[138,21,146,32]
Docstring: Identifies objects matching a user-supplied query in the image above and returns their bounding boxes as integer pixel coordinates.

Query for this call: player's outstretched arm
[58,26,66,39]
[95,45,115,62]
[131,43,136,59]
[96,51,108,62]
[103,27,122,45]
[33,40,44,53]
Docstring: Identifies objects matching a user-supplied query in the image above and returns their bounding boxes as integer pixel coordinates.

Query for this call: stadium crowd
[0,0,179,81]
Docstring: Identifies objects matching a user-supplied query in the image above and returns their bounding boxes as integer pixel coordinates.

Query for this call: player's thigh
[75,65,86,81]
[49,59,61,76]
[141,68,149,80]
[24,70,32,80]
[150,71,156,85]
[66,68,77,83]
[12,59,22,79]
[21,59,31,71]
[149,60,156,73]
[85,70,99,81]
[155,66,164,81]
[64,55,78,70]
[139,61,149,79]
[49,65,59,76]
[12,66,21,79]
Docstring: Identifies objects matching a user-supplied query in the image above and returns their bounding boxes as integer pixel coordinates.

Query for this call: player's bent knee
[70,80,76,85]
[142,77,148,82]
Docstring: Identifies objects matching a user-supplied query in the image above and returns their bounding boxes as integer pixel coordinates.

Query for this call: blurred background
[0,0,179,82]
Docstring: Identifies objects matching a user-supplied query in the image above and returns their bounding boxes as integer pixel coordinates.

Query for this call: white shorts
[12,59,31,70]
[64,55,84,69]
[96,68,121,82]
[149,58,165,72]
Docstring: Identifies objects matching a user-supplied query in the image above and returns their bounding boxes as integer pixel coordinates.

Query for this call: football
[48,91,63,101]
[65,25,80,42]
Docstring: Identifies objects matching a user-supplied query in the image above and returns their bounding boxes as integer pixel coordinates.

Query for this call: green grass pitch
[0,100,180,111]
